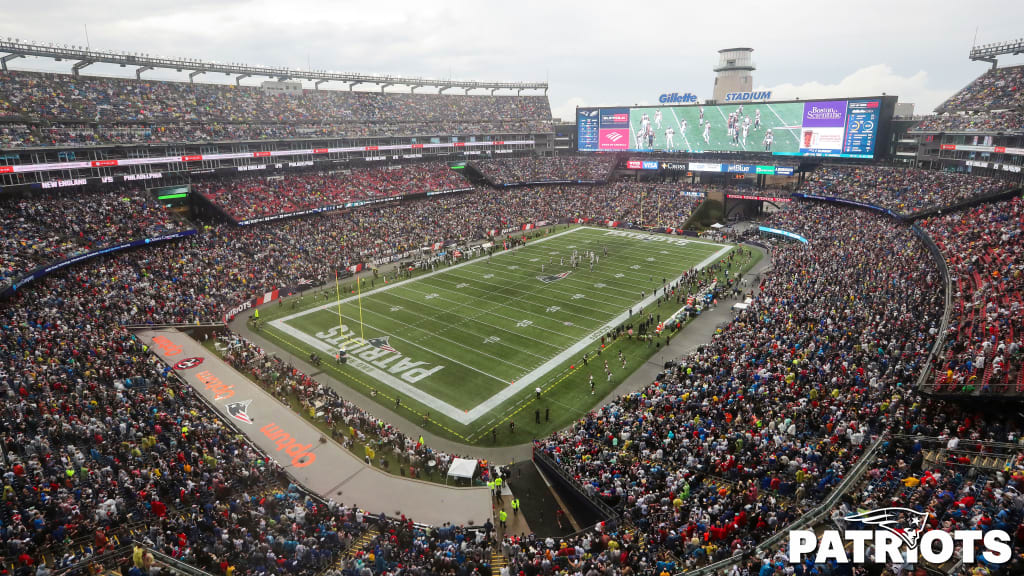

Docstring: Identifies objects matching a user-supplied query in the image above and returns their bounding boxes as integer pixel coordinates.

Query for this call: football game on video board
[577,98,889,158]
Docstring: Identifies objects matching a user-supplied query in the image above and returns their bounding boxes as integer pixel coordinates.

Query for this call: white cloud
[760,64,955,114]
[551,97,587,122]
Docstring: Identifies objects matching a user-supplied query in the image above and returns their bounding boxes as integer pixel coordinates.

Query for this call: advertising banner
[800,101,848,155]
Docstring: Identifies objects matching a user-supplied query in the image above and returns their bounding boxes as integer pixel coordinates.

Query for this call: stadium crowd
[0,70,552,147]
[536,201,953,570]
[938,65,1024,112]
[0,187,186,289]
[911,110,1024,133]
[471,157,617,185]
[801,165,1015,215]
[1,165,1023,575]
[0,175,713,574]
[194,163,472,221]
[922,196,1024,394]
[0,120,553,148]
[210,181,706,270]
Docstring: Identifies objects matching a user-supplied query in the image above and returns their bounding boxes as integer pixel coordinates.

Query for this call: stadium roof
[0,39,549,94]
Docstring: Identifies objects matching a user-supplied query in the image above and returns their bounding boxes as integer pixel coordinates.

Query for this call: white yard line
[418,273,616,324]
[444,265,644,302]
[337,300,545,367]
[418,256,626,316]
[766,104,802,145]
[272,320,484,422]
[372,288,573,347]
[273,225,583,324]
[327,308,522,379]
[396,283,588,340]
[669,108,693,152]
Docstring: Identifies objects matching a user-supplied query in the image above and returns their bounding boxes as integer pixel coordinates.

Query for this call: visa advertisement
[578,98,883,158]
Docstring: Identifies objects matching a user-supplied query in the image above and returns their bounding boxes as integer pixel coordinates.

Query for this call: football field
[630,102,805,153]
[264,226,734,443]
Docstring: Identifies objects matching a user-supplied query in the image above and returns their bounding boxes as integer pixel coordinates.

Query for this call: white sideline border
[269,226,732,425]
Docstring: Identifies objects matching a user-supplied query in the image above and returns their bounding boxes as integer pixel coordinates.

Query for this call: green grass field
[630,102,805,153]
[261,226,739,444]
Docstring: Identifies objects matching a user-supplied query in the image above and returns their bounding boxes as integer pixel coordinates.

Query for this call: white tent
[732,297,754,311]
[447,458,478,480]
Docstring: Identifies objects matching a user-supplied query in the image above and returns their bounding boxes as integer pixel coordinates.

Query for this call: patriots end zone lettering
[604,230,691,247]
[315,326,444,383]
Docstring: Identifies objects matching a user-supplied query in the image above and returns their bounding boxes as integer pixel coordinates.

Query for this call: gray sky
[2,0,1023,120]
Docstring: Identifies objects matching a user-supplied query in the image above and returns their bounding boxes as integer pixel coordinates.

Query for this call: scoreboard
[578,96,895,159]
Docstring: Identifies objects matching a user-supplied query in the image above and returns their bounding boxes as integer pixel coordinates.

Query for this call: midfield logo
[789,507,1011,565]
[537,271,572,284]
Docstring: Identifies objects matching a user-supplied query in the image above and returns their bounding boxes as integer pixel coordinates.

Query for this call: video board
[578,98,888,159]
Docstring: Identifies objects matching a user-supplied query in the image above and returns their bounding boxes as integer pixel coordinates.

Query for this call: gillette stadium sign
[724,91,772,102]
[658,92,698,104]
[788,508,1011,565]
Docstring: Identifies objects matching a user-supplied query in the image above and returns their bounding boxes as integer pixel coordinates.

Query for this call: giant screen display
[578,98,884,158]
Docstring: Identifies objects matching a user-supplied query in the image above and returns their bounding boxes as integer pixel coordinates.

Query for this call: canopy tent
[732,297,754,311]
[710,222,725,229]
[447,458,478,480]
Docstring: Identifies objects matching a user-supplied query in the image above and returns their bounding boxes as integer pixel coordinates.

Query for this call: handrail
[51,544,135,576]
[145,546,219,576]
[124,321,226,329]
[50,540,219,576]
[904,187,1022,222]
[532,449,619,521]
[889,433,1023,452]
[909,222,953,392]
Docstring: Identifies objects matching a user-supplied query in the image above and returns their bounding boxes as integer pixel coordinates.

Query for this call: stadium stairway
[490,549,509,570]
[343,528,381,560]
[922,447,1017,471]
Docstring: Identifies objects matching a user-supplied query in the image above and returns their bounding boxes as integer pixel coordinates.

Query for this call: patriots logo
[225,400,254,425]
[367,336,398,353]
[537,271,572,284]
[844,507,930,549]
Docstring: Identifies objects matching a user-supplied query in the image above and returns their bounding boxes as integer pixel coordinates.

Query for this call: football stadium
[1,5,1023,576]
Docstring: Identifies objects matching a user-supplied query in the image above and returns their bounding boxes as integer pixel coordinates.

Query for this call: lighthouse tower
[713,48,755,102]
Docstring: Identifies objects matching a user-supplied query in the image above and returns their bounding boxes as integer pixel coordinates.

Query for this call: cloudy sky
[2,0,1023,120]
